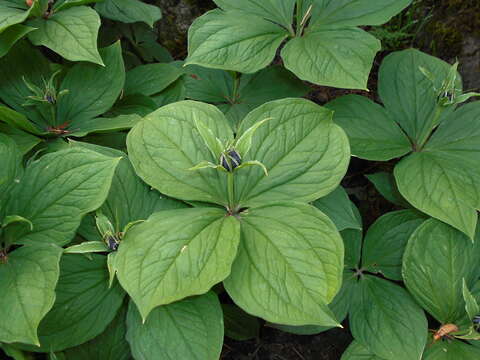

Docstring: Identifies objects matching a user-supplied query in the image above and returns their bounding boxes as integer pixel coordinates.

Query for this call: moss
[420,0,480,58]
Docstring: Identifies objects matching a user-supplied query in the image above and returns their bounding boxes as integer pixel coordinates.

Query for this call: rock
[155,0,215,58]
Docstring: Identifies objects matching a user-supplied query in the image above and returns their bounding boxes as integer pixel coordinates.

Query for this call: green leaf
[53,0,102,12]
[0,24,36,58]
[96,0,161,27]
[463,279,480,321]
[0,41,51,126]
[402,219,480,323]
[0,123,41,155]
[194,116,224,159]
[0,3,32,33]
[234,116,271,156]
[116,208,240,321]
[342,228,362,270]
[184,64,234,103]
[1,342,30,360]
[2,215,33,231]
[64,241,108,254]
[152,76,186,107]
[185,65,309,129]
[213,0,295,29]
[235,98,350,207]
[107,93,157,117]
[186,10,288,73]
[272,270,356,335]
[349,276,427,360]
[341,340,384,360]
[308,0,413,28]
[5,147,119,246]
[313,186,361,232]
[27,6,103,65]
[327,95,411,160]
[0,243,63,346]
[70,142,188,232]
[224,202,343,327]
[395,149,479,240]
[402,101,480,239]
[423,339,480,360]
[126,292,223,360]
[127,100,233,205]
[57,42,125,126]
[281,27,380,89]
[365,172,409,207]
[0,133,22,209]
[0,105,44,135]
[361,210,425,281]
[17,254,125,352]
[64,305,131,360]
[67,114,141,138]
[378,49,460,144]
[222,304,260,341]
[124,63,183,97]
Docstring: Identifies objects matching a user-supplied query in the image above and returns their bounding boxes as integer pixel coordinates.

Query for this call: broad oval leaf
[378,49,460,144]
[127,100,233,205]
[116,208,240,321]
[64,305,131,360]
[402,219,480,323]
[185,65,309,129]
[0,24,36,58]
[349,275,427,360]
[126,292,223,360]
[57,42,125,126]
[124,63,183,97]
[0,3,32,33]
[235,98,350,207]
[213,0,295,29]
[100,151,188,231]
[0,243,62,346]
[423,339,480,360]
[0,105,45,135]
[0,133,22,210]
[272,270,356,335]
[6,147,120,246]
[395,151,478,240]
[308,0,413,28]
[341,340,384,360]
[95,0,162,27]
[281,27,380,89]
[19,254,125,352]
[365,172,409,207]
[186,9,288,74]
[361,210,425,280]
[0,123,40,156]
[327,94,411,160]
[224,202,344,327]
[27,6,103,65]
[0,41,51,126]
[313,186,362,232]
[396,101,480,239]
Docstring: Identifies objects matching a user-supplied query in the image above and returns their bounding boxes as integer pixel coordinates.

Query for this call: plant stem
[231,71,240,104]
[417,105,444,150]
[227,172,235,211]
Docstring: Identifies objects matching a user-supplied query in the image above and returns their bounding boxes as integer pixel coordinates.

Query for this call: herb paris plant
[327,48,480,239]
[117,98,350,328]
[185,0,413,89]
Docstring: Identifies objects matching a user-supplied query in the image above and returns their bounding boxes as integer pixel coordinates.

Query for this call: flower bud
[227,149,241,169]
[220,153,231,172]
[106,235,119,251]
